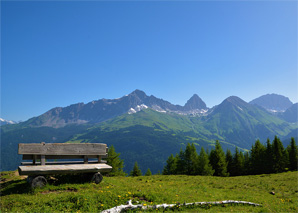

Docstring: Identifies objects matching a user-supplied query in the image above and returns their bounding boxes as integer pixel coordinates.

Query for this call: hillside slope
[1,95,296,173]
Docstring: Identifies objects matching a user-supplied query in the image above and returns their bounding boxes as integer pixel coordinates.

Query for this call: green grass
[1,171,297,212]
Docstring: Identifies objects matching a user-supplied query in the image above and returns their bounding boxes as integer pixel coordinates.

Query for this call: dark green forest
[106,136,297,177]
[108,136,298,177]
[162,137,298,176]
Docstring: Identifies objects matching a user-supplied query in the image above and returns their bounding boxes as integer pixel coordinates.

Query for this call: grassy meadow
[0,171,297,212]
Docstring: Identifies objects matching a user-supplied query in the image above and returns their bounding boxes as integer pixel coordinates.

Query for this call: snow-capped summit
[0,118,17,126]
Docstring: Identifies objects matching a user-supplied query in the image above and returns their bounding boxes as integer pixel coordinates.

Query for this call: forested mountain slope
[1,92,296,173]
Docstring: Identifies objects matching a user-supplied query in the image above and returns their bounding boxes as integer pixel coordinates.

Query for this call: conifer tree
[145,168,152,176]
[288,137,298,171]
[272,136,286,173]
[184,143,199,175]
[225,149,233,175]
[264,138,274,174]
[176,148,186,175]
[243,151,250,175]
[209,141,229,177]
[284,149,290,170]
[233,147,244,176]
[198,147,214,176]
[250,139,266,174]
[107,145,126,176]
[130,161,142,176]
[162,154,177,175]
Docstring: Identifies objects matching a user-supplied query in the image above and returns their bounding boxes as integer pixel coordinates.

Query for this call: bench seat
[18,163,112,176]
[21,160,107,165]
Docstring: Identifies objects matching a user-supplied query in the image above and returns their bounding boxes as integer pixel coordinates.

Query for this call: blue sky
[1,1,297,121]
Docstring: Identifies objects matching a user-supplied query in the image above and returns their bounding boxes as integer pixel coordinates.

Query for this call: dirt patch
[132,195,150,202]
[14,171,27,180]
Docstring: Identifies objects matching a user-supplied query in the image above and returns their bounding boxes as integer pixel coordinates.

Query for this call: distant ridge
[22,89,208,128]
[249,94,293,113]
[279,103,298,123]
[0,118,17,126]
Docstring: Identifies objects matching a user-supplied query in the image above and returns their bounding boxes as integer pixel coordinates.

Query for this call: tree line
[106,136,297,177]
[163,136,297,176]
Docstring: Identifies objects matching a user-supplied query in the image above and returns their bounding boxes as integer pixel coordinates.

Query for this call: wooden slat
[18,163,112,176]
[23,154,108,160]
[84,156,88,164]
[21,160,107,165]
[18,143,107,155]
[41,155,45,165]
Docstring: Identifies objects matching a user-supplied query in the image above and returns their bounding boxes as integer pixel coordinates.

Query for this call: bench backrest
[19,143,108,165]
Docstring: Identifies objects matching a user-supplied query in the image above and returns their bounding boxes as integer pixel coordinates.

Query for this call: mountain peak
[130,89,147,99]
[249,94,293,112]
[222,96,248,107]
[184,94,207,110]
[0,118,17,126]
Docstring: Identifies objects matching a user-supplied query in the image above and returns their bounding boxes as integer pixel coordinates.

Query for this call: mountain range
[1,90,297,173]
[0,118,17,126]
[20,90,208,128]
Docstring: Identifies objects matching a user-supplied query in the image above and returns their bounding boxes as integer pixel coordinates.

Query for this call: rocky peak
[184,94,207,110]
[129,89,147,100]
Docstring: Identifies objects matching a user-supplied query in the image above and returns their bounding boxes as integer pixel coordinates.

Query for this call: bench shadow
[0,179,32,196]
[1,173,104,196]
[48,173,95,185]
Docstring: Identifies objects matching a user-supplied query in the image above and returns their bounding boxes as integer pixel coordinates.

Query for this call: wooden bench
[18,142,112,188]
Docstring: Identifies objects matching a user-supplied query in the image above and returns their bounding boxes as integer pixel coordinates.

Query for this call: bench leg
[29,176,47,188]
[27,176,34,184]
[91,172,103,184]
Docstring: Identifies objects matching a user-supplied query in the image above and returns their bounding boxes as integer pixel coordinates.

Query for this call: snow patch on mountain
[0,118,17,126]
[237,106,243,111]
[128,104,148,114]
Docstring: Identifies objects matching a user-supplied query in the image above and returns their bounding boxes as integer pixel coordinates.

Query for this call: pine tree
[209,141,229,177]
[233,148,244,176]
[272,136,286,173]
[106,145,126,176]
[145,168,152,176]
[176,148,186,175]
[162,154,177,175]
[130,161,142,176]
[288,137,298,171]
[225,149,233,176]
[198,147,214,176]
[264,138,274,174]
[184,143,199,175]
[250,139,266,174]
[284,149,290,170]
[243,151,250,175]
